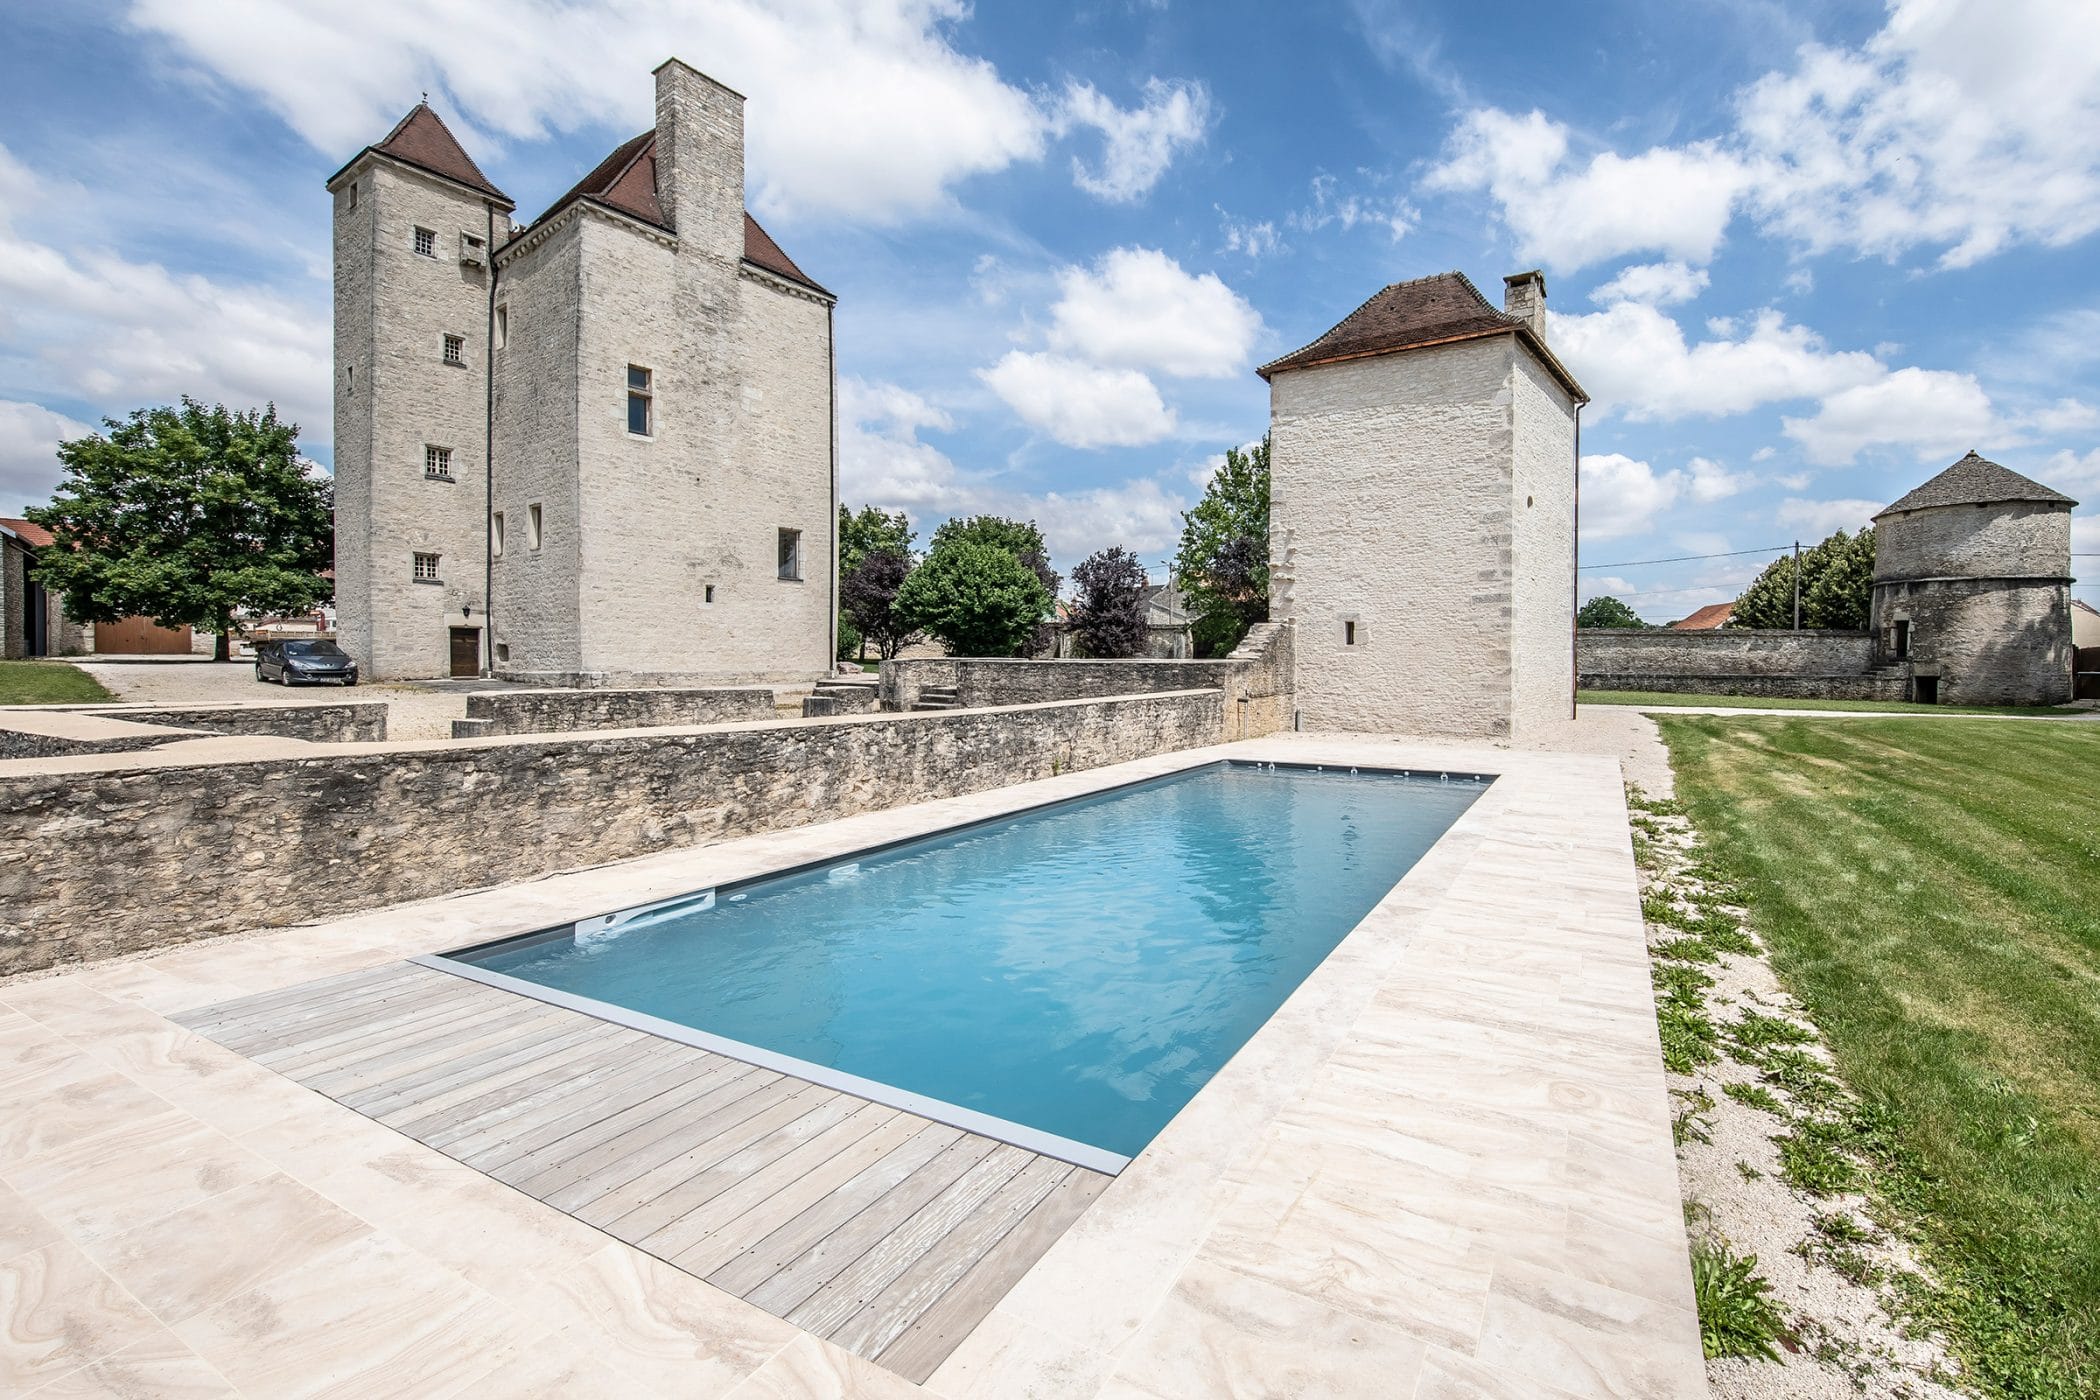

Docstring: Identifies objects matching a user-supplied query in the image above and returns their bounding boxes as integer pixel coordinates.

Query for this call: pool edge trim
[409,950,1133,1176]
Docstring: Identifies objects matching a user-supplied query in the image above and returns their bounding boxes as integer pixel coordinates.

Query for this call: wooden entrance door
[448,627,481,678]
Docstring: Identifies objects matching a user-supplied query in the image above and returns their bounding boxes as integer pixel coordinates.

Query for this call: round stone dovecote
[1869,451,2078,706]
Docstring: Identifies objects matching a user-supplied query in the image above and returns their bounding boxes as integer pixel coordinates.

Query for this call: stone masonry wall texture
[0,691,1222,974]
[461,686,777,735]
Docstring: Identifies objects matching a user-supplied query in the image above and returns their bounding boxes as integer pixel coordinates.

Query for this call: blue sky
[2,0,2095,619]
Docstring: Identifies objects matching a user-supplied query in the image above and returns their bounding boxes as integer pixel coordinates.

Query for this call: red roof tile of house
[1670,602,1734,631]
[526,131,830,296]
[0,517,55,548]
[336,103,512,206]
[1258,270,1586,401]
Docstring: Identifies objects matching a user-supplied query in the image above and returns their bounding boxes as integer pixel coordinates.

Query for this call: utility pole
[1791,540,1802,631]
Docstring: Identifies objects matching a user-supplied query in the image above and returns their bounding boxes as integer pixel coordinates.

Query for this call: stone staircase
[911,685,962,712]
[800,680,881,719]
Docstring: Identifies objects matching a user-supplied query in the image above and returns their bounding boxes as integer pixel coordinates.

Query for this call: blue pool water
[450,761,1483,1161]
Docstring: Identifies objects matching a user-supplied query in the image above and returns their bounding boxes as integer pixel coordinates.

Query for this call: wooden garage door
[94,615,193,655]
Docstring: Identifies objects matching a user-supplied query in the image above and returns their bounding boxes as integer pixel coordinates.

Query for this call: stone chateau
[329,60,837,683]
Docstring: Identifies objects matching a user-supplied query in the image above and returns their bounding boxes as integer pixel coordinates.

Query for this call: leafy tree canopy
[840,548,918,660]
[1176,434,1268,656]
[838,504,913,576]
[1577,595,1647,629]
[1731,530,1876,629]
[928,514,1059,652]
[896,539,1051,657]
[1068,546,1150,658]
[26,399,333,661]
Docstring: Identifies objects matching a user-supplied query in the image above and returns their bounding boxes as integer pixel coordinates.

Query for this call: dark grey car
[255,639,359,686]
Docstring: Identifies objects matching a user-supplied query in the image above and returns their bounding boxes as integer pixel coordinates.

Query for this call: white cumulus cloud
[1579,452,1751,540]
[1046,247,1264,380]
[977,352,1175,449]
[1589,261,1710,308]
[1780,367,1999,466]
[1053,78,1211,203]
[1776,497,1884,536]
[1551,303,1884,422]
[0,400,94,516]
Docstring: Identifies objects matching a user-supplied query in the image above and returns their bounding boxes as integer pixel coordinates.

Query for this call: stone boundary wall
[1,689,1224,975]
[455,686,779,738]
[881,621,1294,739]
[1575,629,1903,700]
[0,714,207,760]
[55,702,390,744]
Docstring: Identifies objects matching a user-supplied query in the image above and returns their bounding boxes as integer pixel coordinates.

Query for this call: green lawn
[1660,715,2100,1396]
[0,659,113,705]
[1585,688,2083,718]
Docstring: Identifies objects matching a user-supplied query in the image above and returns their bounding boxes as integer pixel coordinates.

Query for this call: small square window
[413,226,436,258]
[777,528,802,582]
[491,512,505,559]
[527,503,543,550]
[424,445,452,479]
[443,334,464,365]
[627,365,653,436]
[413,552,441,581]
[494,641,510,663]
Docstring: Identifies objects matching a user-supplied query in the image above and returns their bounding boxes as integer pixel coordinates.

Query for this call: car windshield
[284,641,346,658]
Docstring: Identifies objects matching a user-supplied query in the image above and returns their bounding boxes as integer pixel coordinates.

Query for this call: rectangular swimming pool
[429,760,1486,1172]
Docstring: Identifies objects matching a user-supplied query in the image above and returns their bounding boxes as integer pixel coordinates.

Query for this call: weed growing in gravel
[1724,1081,1786,1114]
[1729,1011,1817,1053]
[1660,1001,1721,1073]
[1674,1088,1716,1146]
[1652,935,1721,964]
[1778,1121,1865,1196]
[1690,1238,1788,1362]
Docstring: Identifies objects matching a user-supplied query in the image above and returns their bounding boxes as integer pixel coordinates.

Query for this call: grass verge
[1659,714,2100,1397]
[0,659,113,705]
[1583,689,2081,717]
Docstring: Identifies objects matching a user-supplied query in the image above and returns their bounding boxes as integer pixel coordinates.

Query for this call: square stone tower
[327,105,514,679]
[1259,271,1587,738]
[329,61,837,683]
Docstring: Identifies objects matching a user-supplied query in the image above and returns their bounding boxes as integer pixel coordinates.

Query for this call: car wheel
[254,666,264,682]
[280,670,292,686]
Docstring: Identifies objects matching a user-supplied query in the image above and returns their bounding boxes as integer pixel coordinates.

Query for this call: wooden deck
[173,962,1111,1383]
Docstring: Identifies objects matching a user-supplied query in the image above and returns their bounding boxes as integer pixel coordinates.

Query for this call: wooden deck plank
[180,961,1110,1382]
[783,1144,1035,1337]
[828,1155,1071,1358]
[873,1168,1113,1383]
[648,1108,922,1268]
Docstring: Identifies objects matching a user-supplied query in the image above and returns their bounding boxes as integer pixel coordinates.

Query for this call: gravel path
[74,661,472,741]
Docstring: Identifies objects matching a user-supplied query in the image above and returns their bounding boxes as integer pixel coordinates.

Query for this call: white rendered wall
[1270,338,1517,736]
[1508,351,1578,735]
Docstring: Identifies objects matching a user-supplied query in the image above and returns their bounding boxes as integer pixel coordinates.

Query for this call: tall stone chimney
[1502,269,1548,340]
[652,58,744,261]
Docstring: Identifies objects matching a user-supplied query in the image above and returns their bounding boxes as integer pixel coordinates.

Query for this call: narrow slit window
[491,512,505,559]
[1893,620,1910,658]
[345,365,354,396]
[703,584,715,604]
[528,503,543,550]
[494,305,508,350]
[777,528,802,581]
[347,182,357,211]
[1343,619,1357,646]
[424,445,452,479]
[413,552,441,581]
[413,226,436,258]
[627,365,653,436]
[442,334,464,365]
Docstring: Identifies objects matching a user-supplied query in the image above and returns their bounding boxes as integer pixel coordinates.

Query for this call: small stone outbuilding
[1870,451,2077,705]
[1260,270,1586,738]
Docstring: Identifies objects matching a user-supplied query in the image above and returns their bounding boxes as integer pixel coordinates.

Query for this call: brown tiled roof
[1670,602,1734,631]
[525,131,831,296]
[0,517,54,548]
[333,103,512,206]
[1875,451,2078,518]
[1257,271,1586,401]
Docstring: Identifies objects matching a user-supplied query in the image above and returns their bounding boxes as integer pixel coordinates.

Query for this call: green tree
[1176,435,1269,657]
[1067,546,1149,658]
[835,613,862,663]
[1577,595,1647,629]
[927,514,1059,652]
[27,399,333,661]
[895,540,1051,657]
[1731,530,1876,629]
[838,504,914,576]
[840,549,918,659]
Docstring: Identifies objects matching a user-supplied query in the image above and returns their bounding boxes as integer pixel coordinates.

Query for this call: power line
[1579,545,1793,572]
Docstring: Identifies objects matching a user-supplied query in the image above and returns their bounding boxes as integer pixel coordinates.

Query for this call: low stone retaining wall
[0,712,207,760]
[453,686,779,738]
[882,622,1294,738]
[1576,629,1902,700]
[0,689,1224,975]
[59,702,389,744]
